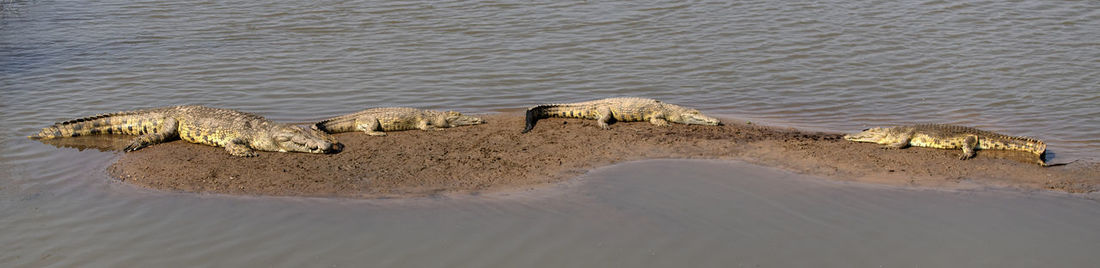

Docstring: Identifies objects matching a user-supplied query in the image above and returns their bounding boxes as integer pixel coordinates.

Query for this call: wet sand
[102,114,1100,198]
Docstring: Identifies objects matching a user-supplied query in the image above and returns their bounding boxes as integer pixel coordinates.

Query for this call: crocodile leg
[429,115,450,129]
[596,106,613,130]
[356,117,387,136]
[960,135,978,160]
[224,138,258,157]
[883,132,912,149]
[123,118,178,152]
[417,119,437,131]
[649,116,670,126]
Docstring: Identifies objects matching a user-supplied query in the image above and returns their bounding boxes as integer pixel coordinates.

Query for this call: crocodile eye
[275,136,291,142]
[862,128,870,131]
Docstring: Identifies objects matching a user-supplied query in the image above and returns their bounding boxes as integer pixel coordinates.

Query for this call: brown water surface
[2,1,1100,266]
[4,159,1100,267]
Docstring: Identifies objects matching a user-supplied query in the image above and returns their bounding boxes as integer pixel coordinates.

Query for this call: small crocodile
[843,124,1047,166]
[314,107,484,136]
[521,97,720,133]
[29,105,343,157]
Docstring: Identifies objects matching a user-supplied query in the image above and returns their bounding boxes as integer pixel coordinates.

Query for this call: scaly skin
[29,105,343,157]
[314,107,484,136]
[843,124,1047,166]
[521,97,721,133]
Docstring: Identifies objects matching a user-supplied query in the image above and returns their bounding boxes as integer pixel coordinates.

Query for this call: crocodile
[314,107,484,136]
[521,97,721,133]
[843,124,1047,166]
[29,105,343,157]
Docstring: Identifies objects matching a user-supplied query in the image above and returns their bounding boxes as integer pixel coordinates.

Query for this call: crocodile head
[268,125,344,154]
[444,111,485,127]
[669,109,721,126]
[843,127,897,144]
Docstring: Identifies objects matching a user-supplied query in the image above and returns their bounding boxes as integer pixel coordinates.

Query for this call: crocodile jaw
[843,127,893,144]
[447,113,485,127]
[676,112,721,126]
[268,125,344,154]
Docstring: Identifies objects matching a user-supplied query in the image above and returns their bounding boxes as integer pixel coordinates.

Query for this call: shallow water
[4,159,1100,267]
[2,0,1100,267]
[2,0,1098,160]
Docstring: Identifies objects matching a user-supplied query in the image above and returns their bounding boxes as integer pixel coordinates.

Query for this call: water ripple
[1,0,1098,214]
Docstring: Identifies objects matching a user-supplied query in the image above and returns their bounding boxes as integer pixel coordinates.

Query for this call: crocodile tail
[29,110,163,139]
[522,104,558,133]
[313,119,334,133]
[1001,135,1047,156]
[1029,138,1047,162]
[1034,139,1047,155]
[1000,135,1047,165]
[313,115,357,134]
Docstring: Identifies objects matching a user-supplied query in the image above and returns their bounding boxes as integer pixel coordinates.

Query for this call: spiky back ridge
[314,107,442,133]
[173,105,268,122]
[50,106,170,126]
[313,110,359,133]
[44,105,268,126]
[170,106,279,146]
[909,124,1046,155]
[30,105,271,139]
[522,97,666,133]
[526,97,662,117]
[523,97,660,120]
[30,106,178,139]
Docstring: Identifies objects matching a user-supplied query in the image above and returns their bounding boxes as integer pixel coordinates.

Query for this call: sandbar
[98,114,1100,198]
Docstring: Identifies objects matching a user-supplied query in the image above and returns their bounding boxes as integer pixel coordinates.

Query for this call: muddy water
[2,0,1099,160]
[4,159,1100,267]
[2,0,1100,267]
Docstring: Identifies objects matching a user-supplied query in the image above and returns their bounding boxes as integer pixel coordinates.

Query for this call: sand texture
[91,114,1100,198]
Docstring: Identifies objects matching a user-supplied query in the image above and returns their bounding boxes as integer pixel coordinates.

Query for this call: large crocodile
[843,124,1047,166]
[521,97,720,133]
[314,107,484,136]
[29,105,343,157]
